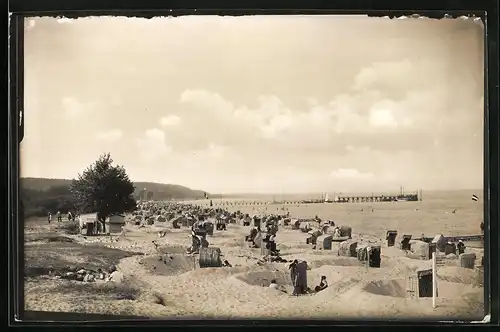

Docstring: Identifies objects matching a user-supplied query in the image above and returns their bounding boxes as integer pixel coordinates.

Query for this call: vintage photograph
[21,15,485,320]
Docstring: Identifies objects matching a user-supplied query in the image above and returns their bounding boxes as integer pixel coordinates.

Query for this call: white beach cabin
[78,213,98,234]
[107,214,126,234]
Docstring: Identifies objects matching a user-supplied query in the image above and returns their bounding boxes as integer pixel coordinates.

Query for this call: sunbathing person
[314,276,328,292]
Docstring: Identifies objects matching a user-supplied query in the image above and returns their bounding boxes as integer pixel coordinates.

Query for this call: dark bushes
[22,185,75,218]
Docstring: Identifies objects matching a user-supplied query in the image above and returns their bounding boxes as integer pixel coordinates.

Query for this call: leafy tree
[69,153,137,233]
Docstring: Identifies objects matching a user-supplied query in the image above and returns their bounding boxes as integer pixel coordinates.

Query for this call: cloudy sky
[22,15,484,194]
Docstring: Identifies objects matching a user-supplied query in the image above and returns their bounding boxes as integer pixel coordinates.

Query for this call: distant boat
[324,194,333,203]
[396,197,409,202]
[472,194,479,202]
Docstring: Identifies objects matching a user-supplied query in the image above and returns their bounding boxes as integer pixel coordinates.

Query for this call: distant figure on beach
[47,212,52,224]
[67,211,73,221]
[56,210,62,222]
[314,276,328,292]
[457,240,466,255]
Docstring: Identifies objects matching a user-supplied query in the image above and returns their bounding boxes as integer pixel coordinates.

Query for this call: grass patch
[55,220,80,235]
[25,232,76,244]
[54,281,141,301]
[25,238,139,277]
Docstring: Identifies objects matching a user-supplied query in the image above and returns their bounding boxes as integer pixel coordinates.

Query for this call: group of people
[267,259,328,296]
[47,210,76,224]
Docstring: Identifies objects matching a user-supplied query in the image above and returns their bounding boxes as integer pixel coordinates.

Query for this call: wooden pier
[334,193,419,203]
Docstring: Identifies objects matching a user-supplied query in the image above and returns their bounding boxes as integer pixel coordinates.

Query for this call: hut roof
[432,234,444,244]
[339,239,358,249]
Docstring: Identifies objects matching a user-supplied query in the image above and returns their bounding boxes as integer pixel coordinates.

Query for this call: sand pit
[236,269,291,287]
[154,245,189,255]
[362,279,408,298]
[309,258,360,268]
[140,254,196,276]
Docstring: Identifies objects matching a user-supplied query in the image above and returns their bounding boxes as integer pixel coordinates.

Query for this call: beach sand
[24,191,485,320]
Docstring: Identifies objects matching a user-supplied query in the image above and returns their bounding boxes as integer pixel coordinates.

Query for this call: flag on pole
[472,194,479,202]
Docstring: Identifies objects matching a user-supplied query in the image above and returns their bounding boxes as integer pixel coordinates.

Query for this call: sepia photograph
[21,15,485,320]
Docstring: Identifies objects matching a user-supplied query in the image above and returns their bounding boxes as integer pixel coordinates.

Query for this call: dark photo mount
[7,0,499,327]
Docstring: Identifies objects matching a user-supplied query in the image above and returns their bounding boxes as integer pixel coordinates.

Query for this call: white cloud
[95,129,123,142]
[206,143,228,158]
[353,59,414,92]
[160,114,182,127]
[329,168,375,179]
[369,108,398,128]
[135,128,171,162]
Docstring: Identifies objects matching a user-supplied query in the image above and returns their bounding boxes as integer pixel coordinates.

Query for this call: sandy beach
[24,191,485,321]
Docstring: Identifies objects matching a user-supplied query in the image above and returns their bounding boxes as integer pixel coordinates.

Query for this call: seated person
[314,276,328,292]
[269,279,278,289]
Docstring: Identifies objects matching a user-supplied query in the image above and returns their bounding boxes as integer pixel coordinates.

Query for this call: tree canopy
[69,153,137,220]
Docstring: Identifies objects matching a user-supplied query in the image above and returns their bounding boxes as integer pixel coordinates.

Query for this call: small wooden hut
[204,222,214,236]
[299,222,311,233]
[321,225,329,234]
[357,245,382,267]
[411,240,431,260]
[444,242,456,255]
[317,235,333,250]
[295,261,308,292]
[171,216,182,229]
[245,228,259,243]
[145,216,155,225]
[199,247,222,268]
[341,225,352,238]
[407,268,434,298]
[133,215,142,225]
[431,234,446,252]
[386,230,398,247]
[107,214,125,234]
[253,231,264,248]
[459,253,476,269]
[306,229,322,245]
[338,239,358,257]
[397,234,412,250]
[155,215,166,223]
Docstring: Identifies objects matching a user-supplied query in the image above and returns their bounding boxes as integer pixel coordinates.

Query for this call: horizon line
[20,176,482,195]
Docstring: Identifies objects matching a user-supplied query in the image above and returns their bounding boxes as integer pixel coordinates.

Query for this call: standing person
[288,259,299,296]
[56,210,62,222]
[457,240,466,255]
[268,233,277,255]
[67,211,73,222]
[47,212,52,224]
